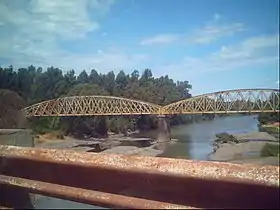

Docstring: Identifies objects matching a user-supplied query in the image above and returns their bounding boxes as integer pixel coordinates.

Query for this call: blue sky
[0,0,279,95]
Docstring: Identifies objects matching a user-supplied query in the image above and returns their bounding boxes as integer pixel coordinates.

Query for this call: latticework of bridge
[22,89,280,117]
[162,89,280,115]
[22,96,162,117]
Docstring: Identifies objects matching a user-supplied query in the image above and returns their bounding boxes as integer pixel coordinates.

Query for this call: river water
[161,114,259,160]
[34,114,259,209]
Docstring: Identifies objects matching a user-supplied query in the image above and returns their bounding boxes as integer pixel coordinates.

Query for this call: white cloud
[140,14,246,46]
[1,41,149,73]
[140,34,180,45]
[217,34,279,59]
[187,23,245,45]
[154,34,279,79]
[0,0,104,40]
[0,0,149,73]
[55,50,149,72]
[0,2,277,81]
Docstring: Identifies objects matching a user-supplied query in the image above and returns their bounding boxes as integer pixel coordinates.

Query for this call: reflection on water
[161,114,259,160]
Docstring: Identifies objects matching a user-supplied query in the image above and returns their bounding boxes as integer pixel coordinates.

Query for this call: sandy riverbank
[209,131,279,166]
[35,129,279,166]
[34,132,178,157]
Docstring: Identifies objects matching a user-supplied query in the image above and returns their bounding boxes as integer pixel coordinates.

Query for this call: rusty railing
[0,145,279,209]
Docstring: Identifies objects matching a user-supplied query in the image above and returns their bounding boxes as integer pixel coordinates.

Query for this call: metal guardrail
[0,145,279,209]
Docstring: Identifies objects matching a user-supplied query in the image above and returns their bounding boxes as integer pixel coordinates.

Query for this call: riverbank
[31,116,278,209]
[209,131,279,166]
[34,116,279,166]
[259,123,280,139]
[35,131,179,157]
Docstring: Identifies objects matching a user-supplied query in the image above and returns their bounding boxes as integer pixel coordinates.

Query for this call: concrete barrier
[0,129,34,147]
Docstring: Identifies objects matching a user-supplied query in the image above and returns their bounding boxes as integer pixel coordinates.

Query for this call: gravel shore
[35,133,179,157]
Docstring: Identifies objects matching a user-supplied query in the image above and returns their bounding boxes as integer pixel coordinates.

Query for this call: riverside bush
[261,143,279,157]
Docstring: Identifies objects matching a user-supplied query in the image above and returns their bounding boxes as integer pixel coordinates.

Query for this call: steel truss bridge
[3,89,280,209]
[22,88,280,117]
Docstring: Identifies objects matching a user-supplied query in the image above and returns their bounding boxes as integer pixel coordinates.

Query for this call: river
[34,114,259,209]
[161,114,259,160]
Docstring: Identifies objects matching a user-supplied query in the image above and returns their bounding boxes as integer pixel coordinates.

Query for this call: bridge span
[20,88,280,146]
[22,88,279,117]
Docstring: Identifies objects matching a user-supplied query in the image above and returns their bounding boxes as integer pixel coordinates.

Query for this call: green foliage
[215,132,239,144]
[108,117,133,135]
[67,83,109,96]
[212,132,245,152]
[0,89,27,129]
[261,143,279,157]
[259,125,279,135]
[259,124,279,140]
[258,112,279,124]
[30,117,61,134]
[0,65,193,137]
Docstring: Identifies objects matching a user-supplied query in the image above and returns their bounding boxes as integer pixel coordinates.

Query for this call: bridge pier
[156,115,171,150]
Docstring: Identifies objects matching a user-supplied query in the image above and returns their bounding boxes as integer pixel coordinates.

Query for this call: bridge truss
[162,89,280,115]
[22,96,161,117]
[22,89,279,117]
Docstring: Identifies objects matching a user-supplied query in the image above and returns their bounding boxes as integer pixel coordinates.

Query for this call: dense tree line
[0,65,195,138]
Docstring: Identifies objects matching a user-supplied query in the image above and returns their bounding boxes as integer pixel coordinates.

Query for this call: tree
[17,68,32,99]
[102,71,115,95]
[131,70,139,82]
[89,69,100,85]
[0,64,194,137]
[116,70,128,87]
[67,83,108,96]
[64,83,110,138]
[64,70,76,92]
[0,89,27,129]
[77,70,89,84]
[140,69,153,83]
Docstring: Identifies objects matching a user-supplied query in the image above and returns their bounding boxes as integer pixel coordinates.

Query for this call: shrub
[261,143,279,157]
[213,132,241,152]
[215,132,239,144]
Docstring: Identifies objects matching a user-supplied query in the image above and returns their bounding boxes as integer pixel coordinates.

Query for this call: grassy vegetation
[215,132,239,143]
[261,143,279,157]
[259,124,280,140]
[260,125,279,133]
[212,132,246,152]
